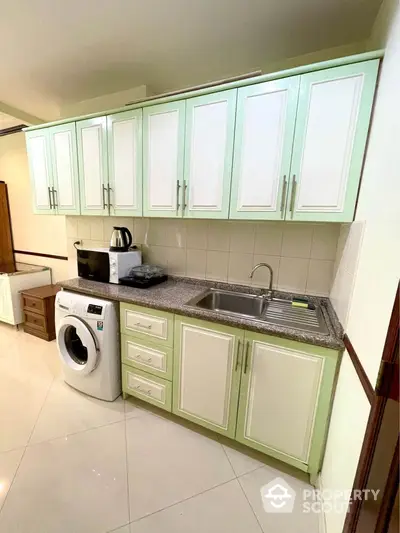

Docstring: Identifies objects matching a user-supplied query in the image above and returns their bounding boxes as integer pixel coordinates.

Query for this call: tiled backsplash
[66,217,340,296]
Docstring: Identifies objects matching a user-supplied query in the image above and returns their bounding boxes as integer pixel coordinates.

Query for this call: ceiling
[0,113,24,130]
[0,0,382,120]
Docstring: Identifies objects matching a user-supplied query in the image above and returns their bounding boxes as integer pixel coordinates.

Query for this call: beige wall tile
[229,222,255,254]
[147,219,166,246]
[186,220,208,250]
[281,223,313,258]
[206,251,229,281]
[77,218,91,240]
[254,223,283,256]
[306,259,335,296]
[311,224,340,260]
[228,253,253,284]
[207,221,230,251]
[65,216,78,238]
[278,257,309,293]
[164,219,186,248]
[133,217,150,245]
[89,217,104,241]
[166,247,186,275]
[145,245,169,268]
[186,249,207,279]
[251,255,280,289]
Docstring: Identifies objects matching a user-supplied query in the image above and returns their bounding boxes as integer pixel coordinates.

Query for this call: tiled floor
[0,323,319,533]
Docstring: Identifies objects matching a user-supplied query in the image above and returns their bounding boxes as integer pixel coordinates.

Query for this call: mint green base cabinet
[173,316,243,438]
[235,332,338,477]
[122,364,172,412]
[121,333,173,381]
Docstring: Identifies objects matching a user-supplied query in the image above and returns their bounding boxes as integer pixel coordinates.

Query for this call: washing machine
[55,291,121,401]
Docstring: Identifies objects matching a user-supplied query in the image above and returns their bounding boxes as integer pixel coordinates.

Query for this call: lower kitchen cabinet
[236,331,338,476]
[122,364,172,412]
[172,317,242,438]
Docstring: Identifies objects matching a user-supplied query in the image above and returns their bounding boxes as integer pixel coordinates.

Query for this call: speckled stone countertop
[59,277,344,350]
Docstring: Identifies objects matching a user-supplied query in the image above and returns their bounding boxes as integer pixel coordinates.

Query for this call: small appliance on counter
[109,226,132,252]
[77,248,142,284]
[119,264,168,288]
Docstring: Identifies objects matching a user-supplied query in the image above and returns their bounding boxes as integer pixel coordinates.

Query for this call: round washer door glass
[57,316,98,375]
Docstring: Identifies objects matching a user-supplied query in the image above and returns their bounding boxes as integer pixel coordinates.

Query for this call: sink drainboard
[264,299,329,335]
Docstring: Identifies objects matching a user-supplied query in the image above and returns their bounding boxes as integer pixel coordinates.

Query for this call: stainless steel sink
[186,288,329,335]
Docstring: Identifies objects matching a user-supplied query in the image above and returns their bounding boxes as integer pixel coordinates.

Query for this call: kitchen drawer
[22,295,45,315]
[120,303,173,347]
[122,365,172,412]
[24,310,47,332]
[122,334,173,380]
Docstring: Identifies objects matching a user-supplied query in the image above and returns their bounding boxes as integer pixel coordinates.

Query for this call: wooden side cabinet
[20,285,59,341]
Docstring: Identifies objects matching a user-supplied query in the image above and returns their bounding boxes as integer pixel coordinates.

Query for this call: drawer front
[24,311,47,332]
[122,365,172,412]
[22,295,45,315]
[120,303,173,346]
[122,334,173,380]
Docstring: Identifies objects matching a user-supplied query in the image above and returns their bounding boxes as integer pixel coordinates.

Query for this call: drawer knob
[134,322,152,330]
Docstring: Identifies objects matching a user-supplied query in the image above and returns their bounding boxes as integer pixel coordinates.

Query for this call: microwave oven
[77,248,142,284]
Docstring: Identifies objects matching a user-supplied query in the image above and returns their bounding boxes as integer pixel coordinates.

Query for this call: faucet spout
[249,263,274,299]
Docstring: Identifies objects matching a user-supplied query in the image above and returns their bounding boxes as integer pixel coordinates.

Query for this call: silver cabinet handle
[108,185,112,208]
[182,181,188,211]
[102,184,108,209]
[244,341,250,374]
[135,354,153,363]
[48,186,53,209]
[280,176,287,217]
[290,175,297,218]
[235,339,241,372]
[52,187,58,208]
[134,322,152,329]
[176,180,181,213]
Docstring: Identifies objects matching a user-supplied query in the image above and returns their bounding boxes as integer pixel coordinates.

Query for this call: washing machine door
[57,316,98,375]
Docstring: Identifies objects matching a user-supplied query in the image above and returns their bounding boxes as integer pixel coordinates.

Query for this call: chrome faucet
[249,263,274,300]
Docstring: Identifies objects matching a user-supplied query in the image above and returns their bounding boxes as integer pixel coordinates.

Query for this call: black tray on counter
[119,275,168,289]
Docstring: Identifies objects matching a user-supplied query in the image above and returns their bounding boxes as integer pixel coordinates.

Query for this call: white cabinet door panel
[143,102,185,217]
[108,110,142,216]
[77,117,108,216]
[230,78,299,219]
[26,130,53,213]
[184,90,237,218]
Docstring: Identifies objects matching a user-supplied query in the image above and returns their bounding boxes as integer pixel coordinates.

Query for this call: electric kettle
[109,227,133,252]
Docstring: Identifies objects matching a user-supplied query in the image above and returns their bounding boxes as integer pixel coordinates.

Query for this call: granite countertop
[59,277,344,350]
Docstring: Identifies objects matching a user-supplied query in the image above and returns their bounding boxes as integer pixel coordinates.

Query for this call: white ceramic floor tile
[0,448,24,511]
[126,415,235,521]
[29,379,128,444]
[109,525,131,533]
[223,445,264,477]
[238,466,319,533]
[0,422,129,533]
[129,480,262,533]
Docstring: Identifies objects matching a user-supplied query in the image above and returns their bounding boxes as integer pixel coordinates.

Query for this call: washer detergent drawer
[122,334,172,380]
[122,365,172,412]
[120,303,173,346]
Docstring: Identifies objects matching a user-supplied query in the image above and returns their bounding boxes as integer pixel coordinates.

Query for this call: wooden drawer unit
[120,303,173,347]
[122,365,172,412]
[122,334,173,381]
[20,285,59,341]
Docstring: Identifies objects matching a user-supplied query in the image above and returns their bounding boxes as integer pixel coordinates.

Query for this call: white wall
[322,2,400,532]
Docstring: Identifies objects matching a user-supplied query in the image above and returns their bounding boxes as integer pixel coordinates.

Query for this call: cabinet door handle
[290,175,297,218]
[235,339,241,372]
[244,341,250,374]
[108,185,112,208]
[134,322,152,330]
[182,181,188,211]
[176,180,181,213]
[280,176,287,216]
[48,186,53,209]
[52,187,58,208]
[102,184,108,209]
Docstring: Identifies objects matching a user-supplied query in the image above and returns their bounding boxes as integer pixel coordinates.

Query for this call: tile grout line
[123,417,132,527]
[236,474,265,533]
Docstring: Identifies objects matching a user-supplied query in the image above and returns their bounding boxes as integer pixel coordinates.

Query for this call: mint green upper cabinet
[287,60,379,222]
[26,129,54,214]
[173,316,242,438]
[143,102,185,218]
[184,90,237,219]
[107,110,143,217]
[229,78,300,220]
[77,117,108,216]
[236,332,338,475]
[48,123,80,215]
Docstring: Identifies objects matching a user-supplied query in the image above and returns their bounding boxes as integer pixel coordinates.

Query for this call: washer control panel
[87,304,103,315]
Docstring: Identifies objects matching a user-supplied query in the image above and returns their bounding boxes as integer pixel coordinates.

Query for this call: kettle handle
[122,227,132,249]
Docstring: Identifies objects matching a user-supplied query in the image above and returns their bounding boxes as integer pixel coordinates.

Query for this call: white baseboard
[316,474,327,533]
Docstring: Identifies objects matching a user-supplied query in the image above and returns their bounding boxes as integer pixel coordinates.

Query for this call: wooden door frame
[343,283,399,533]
